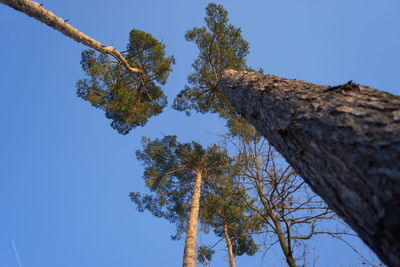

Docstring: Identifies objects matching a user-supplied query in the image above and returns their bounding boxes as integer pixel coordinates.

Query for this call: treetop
[173,3,250,118]
[77,29,174,135]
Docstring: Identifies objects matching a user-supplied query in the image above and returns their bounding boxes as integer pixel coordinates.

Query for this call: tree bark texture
[219,70,400,266]
[1,0,142,74]
[222,224,236,267]
[183,171,203,267]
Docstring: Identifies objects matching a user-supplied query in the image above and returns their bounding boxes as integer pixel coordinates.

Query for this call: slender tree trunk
[219,70,400,267]
[254,180,297,267]
[0,0,142,74]
[183,171,203,267]
[270,213,297,267]
[222,223,236,267]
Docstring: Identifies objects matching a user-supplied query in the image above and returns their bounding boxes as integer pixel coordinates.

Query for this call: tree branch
[1,0,143,74]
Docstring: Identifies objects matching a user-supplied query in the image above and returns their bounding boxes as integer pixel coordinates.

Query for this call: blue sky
[0,0,399,266]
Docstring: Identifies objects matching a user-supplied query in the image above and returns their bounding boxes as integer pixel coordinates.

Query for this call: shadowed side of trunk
[219,70,400,266]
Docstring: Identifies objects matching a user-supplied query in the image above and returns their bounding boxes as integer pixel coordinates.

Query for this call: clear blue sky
[1,0,399,266]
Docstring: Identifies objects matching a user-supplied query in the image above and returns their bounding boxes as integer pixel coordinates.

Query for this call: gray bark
[219,70,400,267]
[1,0,142,74]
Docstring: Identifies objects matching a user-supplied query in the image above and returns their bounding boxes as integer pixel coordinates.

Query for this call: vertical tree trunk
[219,70,400,266]
[183,171,203,267]
[0,0,142,74]
[222,223,236,267]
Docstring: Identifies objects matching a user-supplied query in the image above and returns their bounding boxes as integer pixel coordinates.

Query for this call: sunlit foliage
[130,135,233,240]
[200,174,260,257]
[76,29,174,134]
[173,3,249,117]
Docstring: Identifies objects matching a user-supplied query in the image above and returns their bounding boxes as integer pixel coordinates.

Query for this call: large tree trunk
[222,223,236,267]
[0,0,142,74]
[183,171,203,267]
[219,70,400,267]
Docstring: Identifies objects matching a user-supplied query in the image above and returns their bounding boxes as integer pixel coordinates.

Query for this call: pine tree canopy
[130,135,233,240]
[197,245,215,264]
[173,3,249,118]
[76,29,174,135]
[200,173,260,257]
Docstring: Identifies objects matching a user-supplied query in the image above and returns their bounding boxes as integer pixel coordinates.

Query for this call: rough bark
[183,171,203,267]
[1,0,142,74]
[219,70,400,267]
[222,224,236,267]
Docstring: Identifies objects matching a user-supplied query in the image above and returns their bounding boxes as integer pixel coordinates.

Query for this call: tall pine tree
[130,136,233,267]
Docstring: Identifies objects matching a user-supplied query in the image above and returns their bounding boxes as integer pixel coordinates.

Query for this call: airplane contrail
[11,240,23,267]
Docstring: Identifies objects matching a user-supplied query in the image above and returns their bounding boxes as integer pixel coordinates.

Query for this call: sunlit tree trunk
[183,171,203,267]
[220,70,400,267]
[222,223,236,267]
[0,0,142,74]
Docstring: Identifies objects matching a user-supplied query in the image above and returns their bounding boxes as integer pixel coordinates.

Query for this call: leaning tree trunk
[222,224,236,267]
[219,70,400,267]
[0,0,142,74]
[183,171,203,267]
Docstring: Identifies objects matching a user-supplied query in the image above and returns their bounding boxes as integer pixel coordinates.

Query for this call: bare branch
[1,0,143,74]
